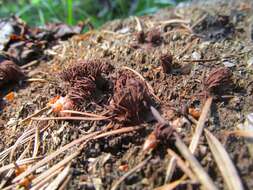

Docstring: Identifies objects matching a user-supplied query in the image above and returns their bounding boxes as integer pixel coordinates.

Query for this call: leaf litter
[1,0,253,190]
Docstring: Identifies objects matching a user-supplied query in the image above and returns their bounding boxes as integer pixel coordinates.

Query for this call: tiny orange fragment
[118,164,129,172]
[4,91,15,102]
[143,132,158,152]
[188,108,201,119]
[15,165,28,176]
[19,175,35,188]
[48,95,60,105]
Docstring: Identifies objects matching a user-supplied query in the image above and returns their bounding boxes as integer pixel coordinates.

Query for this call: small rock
[116,27,130,34]
[6,118,17,127]
[192,51,201,60]
[247,57,253,67]
[223,60,235,67]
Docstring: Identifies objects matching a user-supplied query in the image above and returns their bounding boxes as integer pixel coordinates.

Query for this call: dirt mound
[0,1,253,190]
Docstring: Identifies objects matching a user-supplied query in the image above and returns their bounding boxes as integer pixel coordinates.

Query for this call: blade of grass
[67,0,73,25]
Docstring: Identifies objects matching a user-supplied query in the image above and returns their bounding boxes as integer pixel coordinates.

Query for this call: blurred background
[0,0,188,27]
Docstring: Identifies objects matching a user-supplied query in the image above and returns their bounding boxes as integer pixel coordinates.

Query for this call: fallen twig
[189,97,213,153]
[226,130,253,138]
[45,164,71,190]
[122,66,161,102]
[182,58,219,63]
[25,78,48,83]
[167,149,197,182]
[0,157,42,174]
[32,126,40,158]
[175,135,218,190]
[60,110,108,118]
[31,116,109,121]
[165,96,212,183]
[13,126,142,184]
[19,106,50,124]
[30,166,64,190]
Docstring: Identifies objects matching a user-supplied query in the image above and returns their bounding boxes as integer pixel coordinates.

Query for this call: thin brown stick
[134,16,143,32]
[12,131,100,183]
[191,13,208,29]
[150,106,166,124]
[20,106,50,124]
[165,156,177,183]
[226,130,253,138]
[0,139,32,188]
[155,178,185,190]
[21,60,39,69]
[182,58,219,63]
[0,124,50,162]
[189,97,213,153]
[60,110,108,118]
[1,184,17,190]
[178,38,199,58]
[165,97,212,183]
[175,135,218,190]
[32,126,40,158]
[13,125,141,183]
[25,78,48,83]
[45,164,71,190]
[0,157,42,174]
[32,149,81,186]
[122,66,161,102]
[167,149,197,182]
[31,116,109,121]
[30,166,64,190]
[159,19,190,25]
[58,174,71,190]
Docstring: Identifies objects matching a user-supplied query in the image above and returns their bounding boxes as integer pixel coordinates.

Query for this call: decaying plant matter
[0,60,26,87]
[108,71,152,124]
[146,28,163,46]
[135,31,146,44]
[160,53,173,74]
[60,59,113,104]
[60,59,112,82]
[134,28,163,47]
[143,123,173,152]
[203,67,232,96]
[67,78,97,104]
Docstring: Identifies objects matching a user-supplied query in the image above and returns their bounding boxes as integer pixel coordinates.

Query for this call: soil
[1,0,253,190]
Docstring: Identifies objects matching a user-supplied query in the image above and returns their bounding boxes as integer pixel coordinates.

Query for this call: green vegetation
[0,0,187,27]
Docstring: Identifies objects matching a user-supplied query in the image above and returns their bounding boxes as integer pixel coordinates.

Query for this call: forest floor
[0,1,253,190]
